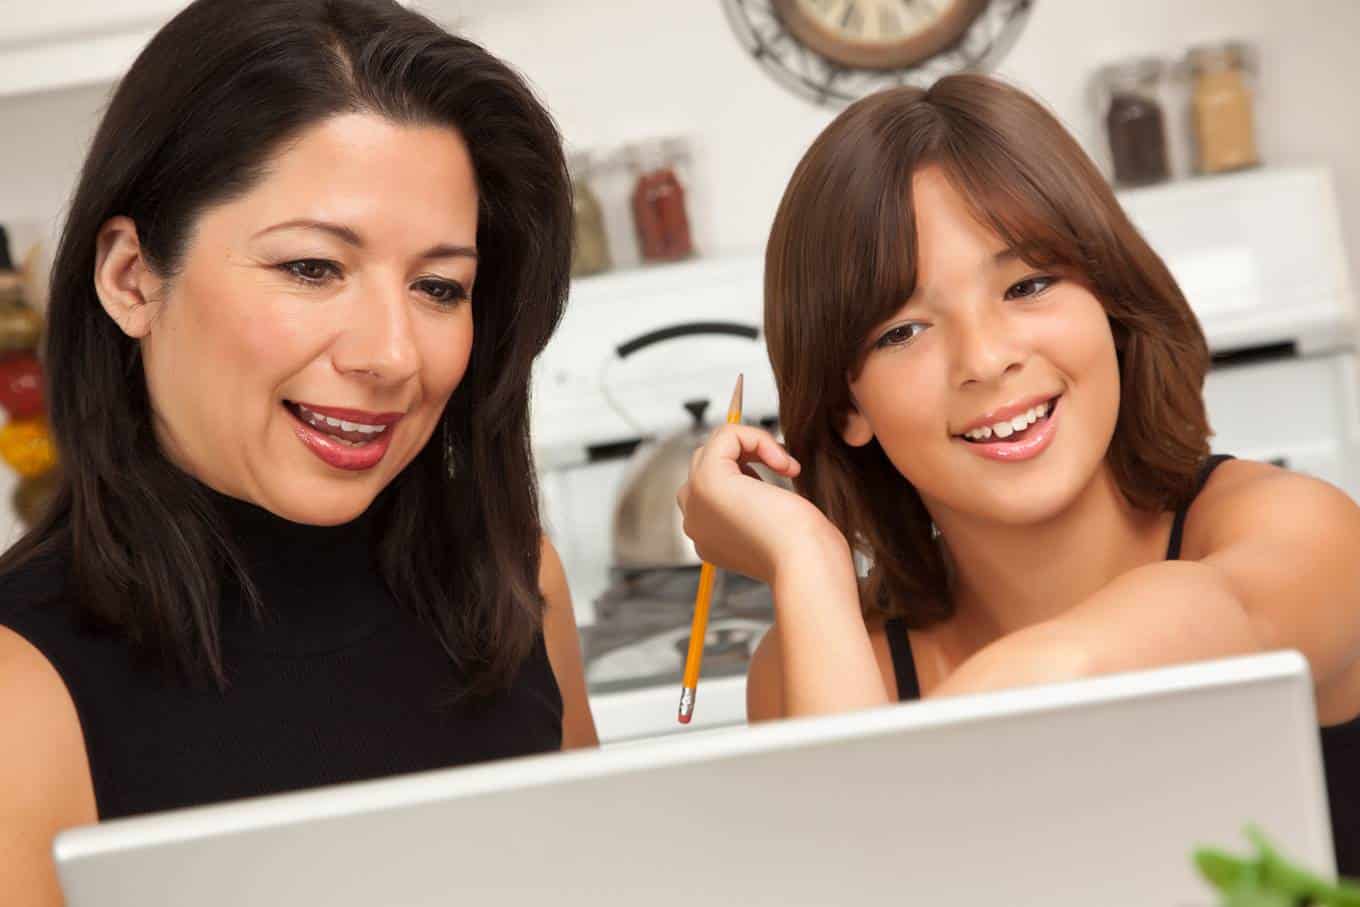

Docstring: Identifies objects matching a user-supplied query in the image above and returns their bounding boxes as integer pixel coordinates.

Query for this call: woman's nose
[331,287,420,384]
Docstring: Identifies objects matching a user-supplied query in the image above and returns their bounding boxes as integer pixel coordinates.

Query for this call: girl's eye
[280,259,340,284]
[875,322,928,349]
[1005,275,1058,300]
[414,279,469,307]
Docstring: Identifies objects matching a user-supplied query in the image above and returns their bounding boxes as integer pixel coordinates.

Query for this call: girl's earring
[930,521,941,541]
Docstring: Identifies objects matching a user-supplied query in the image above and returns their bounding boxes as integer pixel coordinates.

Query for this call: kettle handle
[600,321,761,440]
[615,321,760,359]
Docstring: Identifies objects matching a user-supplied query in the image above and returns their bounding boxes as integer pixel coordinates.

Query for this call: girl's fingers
[699,424,800,477]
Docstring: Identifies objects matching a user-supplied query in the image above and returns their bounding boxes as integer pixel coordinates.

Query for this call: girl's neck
[928,464,1173,649]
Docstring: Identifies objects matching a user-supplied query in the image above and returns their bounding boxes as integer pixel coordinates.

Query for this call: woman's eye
[280,259,340,284]
[1005,275,1058,300]
[875,322,927,349]
[415,279,469,307]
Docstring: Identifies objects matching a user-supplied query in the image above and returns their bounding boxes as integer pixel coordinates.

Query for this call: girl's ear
[840,403,874,447]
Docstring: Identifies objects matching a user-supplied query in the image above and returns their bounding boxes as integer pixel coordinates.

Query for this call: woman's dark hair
[0,0,572,696]
[764,74,1212,627]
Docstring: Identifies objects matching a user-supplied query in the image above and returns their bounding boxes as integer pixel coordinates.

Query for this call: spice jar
[568,152,612,278]
[629,139,694,264]
[0,226,43,356]
[0,225,24,307]
[1186,42,1260,175]
[1094,58,1170,187]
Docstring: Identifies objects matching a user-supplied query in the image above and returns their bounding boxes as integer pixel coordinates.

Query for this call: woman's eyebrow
[251,219,477,260]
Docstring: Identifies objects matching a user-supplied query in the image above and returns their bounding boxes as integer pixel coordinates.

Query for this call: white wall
[0,0,1357,541]
[427,0,1360,291]
[4,1,1358,286]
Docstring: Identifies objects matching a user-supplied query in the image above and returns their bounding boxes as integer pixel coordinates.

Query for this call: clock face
[776,0,988,70]
[723,0,1032,107]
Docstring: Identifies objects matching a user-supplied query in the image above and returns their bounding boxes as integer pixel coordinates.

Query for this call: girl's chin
[925,475,1079,530]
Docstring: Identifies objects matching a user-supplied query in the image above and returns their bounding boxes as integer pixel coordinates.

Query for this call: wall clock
[722,0,1034,107]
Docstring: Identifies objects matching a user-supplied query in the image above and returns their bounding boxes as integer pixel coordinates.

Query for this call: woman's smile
[283,400,405,471]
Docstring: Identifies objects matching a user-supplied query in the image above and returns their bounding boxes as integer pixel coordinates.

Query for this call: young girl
[677,74,1360,874]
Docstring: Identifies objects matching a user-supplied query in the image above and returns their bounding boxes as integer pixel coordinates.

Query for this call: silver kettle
[612,397,720,570]
[603,319,790,571]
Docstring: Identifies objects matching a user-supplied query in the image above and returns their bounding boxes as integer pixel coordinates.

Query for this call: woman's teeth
[293,403,389,445]
[962,399,1052,442]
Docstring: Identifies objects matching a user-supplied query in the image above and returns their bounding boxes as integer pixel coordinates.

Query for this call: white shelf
[0,0,417,101]
[0,5,177,100]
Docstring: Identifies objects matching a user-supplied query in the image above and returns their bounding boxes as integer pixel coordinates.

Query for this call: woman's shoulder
[0,549,97,900]
[0,541,75,632]
[0,538,73,617]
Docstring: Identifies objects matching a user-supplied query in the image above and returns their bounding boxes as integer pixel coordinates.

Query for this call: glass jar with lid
[1185,41,1260,175]
[568,151,612,278]
[1094,57,1171,188]
[628,138,694,264]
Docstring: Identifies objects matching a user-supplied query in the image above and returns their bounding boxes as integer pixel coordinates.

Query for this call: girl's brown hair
[764,74,1212,626]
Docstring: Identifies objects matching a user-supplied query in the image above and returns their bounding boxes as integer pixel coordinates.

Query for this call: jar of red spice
[629,138,694,264]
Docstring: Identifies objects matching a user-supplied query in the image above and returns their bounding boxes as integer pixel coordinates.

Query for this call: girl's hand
[676,423,845,585]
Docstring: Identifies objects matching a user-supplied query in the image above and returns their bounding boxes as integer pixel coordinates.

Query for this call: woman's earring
[443,420,456,479]
[930,521,941,541]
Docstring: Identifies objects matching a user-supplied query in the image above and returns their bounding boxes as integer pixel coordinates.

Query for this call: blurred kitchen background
[1,0,1357,742]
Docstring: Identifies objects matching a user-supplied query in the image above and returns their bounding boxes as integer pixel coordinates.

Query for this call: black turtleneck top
[0,483,563,819]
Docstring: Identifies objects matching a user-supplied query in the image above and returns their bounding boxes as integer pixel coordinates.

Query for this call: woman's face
[842,166,1121,529]
[129,113,478,524]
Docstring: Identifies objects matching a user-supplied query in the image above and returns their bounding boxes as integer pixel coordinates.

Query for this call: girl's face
[842,166,1121,529]
[134,113,479,524]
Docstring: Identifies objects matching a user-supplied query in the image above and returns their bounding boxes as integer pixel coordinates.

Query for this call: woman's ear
[94,216,166,338]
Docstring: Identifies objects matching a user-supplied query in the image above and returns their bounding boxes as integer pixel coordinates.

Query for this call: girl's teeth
[963,399,1055,442]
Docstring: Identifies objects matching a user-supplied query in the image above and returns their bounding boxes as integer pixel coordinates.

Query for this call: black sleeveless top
[884,455,1360,876]
[0,482,562,819]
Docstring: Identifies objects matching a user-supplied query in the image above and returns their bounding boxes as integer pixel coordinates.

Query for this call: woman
[0,0,596,901]
[678,75,1360,873]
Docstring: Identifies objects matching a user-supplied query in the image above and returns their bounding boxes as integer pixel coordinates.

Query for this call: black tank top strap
[1165,454,1235,560]
[883,617,921,701]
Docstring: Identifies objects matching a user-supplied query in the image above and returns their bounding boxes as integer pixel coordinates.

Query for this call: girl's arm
[931,468,1360,702]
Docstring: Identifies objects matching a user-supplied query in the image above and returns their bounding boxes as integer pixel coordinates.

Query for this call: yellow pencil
[678,373,744,724]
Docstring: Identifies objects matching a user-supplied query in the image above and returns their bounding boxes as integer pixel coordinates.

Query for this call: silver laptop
[56,651,1334,907]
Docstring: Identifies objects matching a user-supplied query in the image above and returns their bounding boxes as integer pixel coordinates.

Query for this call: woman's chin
[255,470,385,526]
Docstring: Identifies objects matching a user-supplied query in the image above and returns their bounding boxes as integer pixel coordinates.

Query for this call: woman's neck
[928,464,1173,648]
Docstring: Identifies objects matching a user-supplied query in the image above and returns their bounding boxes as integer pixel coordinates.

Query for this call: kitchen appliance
[604,321,763,571]
[57,653,1332,906]
[536,164,1358,744]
